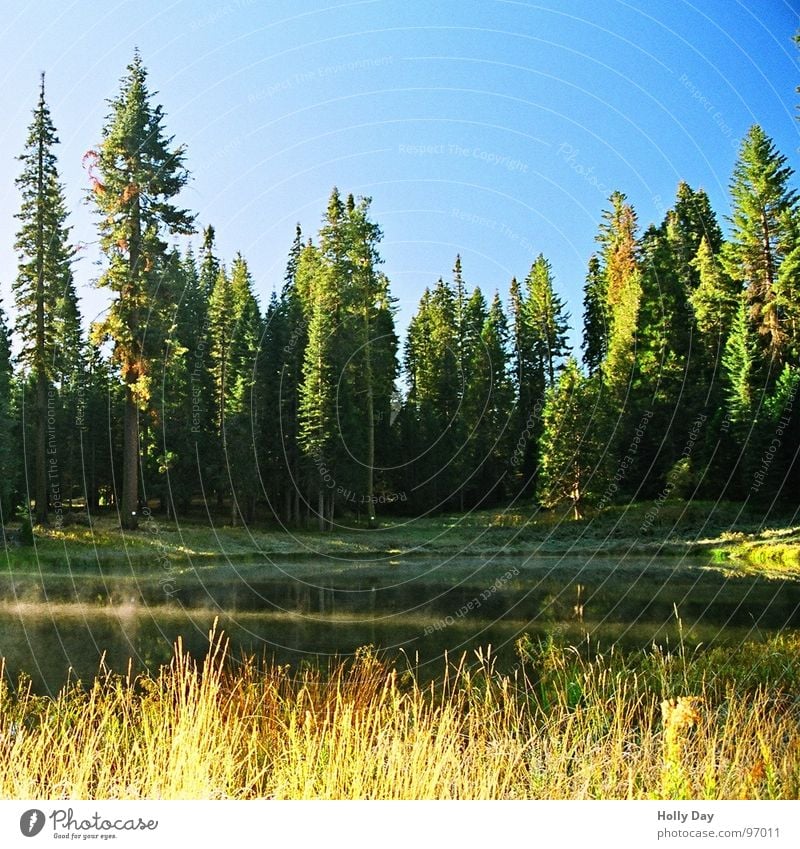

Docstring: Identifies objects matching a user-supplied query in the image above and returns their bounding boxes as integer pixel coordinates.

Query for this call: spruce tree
[90,51,194,529]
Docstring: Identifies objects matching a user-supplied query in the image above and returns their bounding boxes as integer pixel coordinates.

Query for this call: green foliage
[723,125,798,372]
[0,305,16,516]
[90,51,194,529]
[91,51,195,405]
[597,191,642,394]
[581,255,607,376]
[537,358,606,517]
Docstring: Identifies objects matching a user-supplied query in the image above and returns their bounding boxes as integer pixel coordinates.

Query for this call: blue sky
[0,0,798,347]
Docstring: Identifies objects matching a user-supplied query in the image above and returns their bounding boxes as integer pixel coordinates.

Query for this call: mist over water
[2,555,799,693]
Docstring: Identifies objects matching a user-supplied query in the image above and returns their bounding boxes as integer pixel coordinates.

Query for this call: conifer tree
[723,296,759,429]
[90,52,194,529]
[597,191,642,393]
[537,358,603,519]
[13,74,77,524]
[508,275,537,492]
[526,253,571,388]
[581,255,607,377]
[0,305,15,518]
[208,254,263,524]
[690,237,739,364]
[466,292,514,504]
[723,125,798,375]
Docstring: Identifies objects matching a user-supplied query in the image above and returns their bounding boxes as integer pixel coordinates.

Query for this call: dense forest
[1,52,798,532]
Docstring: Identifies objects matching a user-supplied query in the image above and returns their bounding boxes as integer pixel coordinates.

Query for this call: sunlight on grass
[1,625,799,799]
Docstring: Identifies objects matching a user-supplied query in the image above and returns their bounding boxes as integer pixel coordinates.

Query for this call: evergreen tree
[298,252,339,528]
[597,191,642,394]
[13,74,77,524]
[723,125,798,375]
[581,255,607,377]
[401,277,461,509]
[208,254,263,524]
[466,292,514,504]
[690,236,739,366]
[537,358,604,519]
[90,51,194,529]
[723,296,759,429]
[508,275,538,493]
[344,196,397,525]
[526,253,571,388]
[0,305,16,518]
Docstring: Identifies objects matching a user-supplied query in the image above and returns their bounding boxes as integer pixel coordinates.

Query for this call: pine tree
[466,292,514,504]
[13,74,77,524]
[690,236,739,365]
[90,51,194,529]
[537,358,603,519]
[581,255,607,377]
[723,125,798,375]
[723,296,759,429]
[508,275,538,492]
[401,277,461,509]
[597,191,642,394]
[344,196,397,525]
[526,253,571,388]
[298,256,339,528]
[0,305,16,518]
[207,254,263,524]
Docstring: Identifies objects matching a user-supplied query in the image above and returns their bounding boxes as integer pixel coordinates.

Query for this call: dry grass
[1,626,799,799]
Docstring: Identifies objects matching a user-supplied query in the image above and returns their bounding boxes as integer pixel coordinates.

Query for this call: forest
[1,51,798,536]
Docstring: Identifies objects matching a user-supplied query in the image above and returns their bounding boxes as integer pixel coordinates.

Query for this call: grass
[2,625,799,799]
[3,500,798,577]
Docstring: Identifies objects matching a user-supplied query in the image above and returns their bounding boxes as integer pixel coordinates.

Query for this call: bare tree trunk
[317,487,325,531]
[364,310,376,528]
[35,373,49,524]
[121,386,139,530]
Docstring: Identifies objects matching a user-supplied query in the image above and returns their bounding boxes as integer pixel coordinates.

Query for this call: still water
[1,555,799,693]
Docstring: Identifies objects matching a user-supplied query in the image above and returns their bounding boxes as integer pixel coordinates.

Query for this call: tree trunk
[34,95,48,527]
[364,311,376,528]
[317,487,325,532]
[230,490,238,527]
[35,372,49,524]
[121,386,139,530]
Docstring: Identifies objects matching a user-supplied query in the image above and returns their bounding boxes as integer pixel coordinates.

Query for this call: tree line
[0,53,797,532]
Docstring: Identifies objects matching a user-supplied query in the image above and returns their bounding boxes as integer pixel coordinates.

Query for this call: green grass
[2,627,799,799]
[4,500,797,575]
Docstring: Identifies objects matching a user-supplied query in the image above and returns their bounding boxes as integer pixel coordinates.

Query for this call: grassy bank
[4,500,799,575]
[2,628,799,799]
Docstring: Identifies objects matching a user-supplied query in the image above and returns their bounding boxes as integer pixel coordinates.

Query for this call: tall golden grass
[1,627,799,799]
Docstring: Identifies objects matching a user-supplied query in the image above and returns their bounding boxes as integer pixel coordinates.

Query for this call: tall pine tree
[90,51,194,529]
[13,74,77,524]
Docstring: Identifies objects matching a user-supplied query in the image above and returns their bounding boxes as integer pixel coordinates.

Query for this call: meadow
[2,503,799,799]
[1,624,799,799]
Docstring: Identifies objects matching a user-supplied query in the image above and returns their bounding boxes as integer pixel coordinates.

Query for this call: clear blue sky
[0,0,798,348]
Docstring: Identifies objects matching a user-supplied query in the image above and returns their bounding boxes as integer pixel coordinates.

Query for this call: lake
[1,554,799,693]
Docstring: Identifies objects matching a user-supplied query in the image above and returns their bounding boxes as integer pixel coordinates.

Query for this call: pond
[1,554,799,693]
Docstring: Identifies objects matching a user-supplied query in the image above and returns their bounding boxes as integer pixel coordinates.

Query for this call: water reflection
[1,556,799,694]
